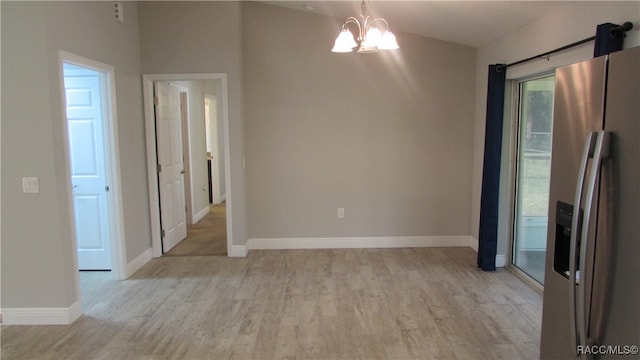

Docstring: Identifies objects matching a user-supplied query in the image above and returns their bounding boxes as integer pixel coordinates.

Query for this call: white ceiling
[261,1,569,47]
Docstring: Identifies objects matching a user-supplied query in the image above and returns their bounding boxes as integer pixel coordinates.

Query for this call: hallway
[165,203,227,256]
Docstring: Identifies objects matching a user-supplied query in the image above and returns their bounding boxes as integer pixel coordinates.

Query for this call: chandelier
[331,1,399,53]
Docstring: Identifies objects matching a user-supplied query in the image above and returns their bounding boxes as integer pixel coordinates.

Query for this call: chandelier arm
[362,16,371,35]
[342,17,364,41]
[371,18,390,32]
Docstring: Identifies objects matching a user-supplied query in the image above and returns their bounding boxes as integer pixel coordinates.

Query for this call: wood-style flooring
[1,247,542,359]
[165,203,227,256]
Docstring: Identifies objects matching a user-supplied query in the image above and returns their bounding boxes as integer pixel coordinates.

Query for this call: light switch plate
[22,177,39,193]
[114,2,124,23]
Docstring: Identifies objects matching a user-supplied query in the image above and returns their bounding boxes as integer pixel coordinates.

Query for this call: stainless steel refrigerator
[540,46,639,359]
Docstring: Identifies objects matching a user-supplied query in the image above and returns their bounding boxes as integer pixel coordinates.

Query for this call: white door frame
[205,94,223,204]
[143,73,233,258]
[59,51,127,281]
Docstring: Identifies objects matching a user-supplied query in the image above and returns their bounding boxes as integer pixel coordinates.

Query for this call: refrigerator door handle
[577,130,611,352]
[569,131,597,353]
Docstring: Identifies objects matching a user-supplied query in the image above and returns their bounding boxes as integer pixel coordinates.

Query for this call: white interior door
[205,95,222,204]
[64,63,112,270]
[155,82,188,252]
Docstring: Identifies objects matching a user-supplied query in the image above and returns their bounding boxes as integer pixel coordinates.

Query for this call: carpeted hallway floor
[165,202,227,256]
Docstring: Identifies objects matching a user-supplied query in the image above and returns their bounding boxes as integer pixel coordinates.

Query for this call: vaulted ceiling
[262,1,569,47]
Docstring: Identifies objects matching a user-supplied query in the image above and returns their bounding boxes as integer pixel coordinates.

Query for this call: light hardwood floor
[165,203,227,257]
[1,248,542,359]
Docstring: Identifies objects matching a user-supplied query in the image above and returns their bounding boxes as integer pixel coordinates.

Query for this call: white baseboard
[466,237,505,267]
[228,245,248,257]
[465,236,506,268]
[193,206,210,224]
[69,300,82,323]
[1,301,81,325]
[247,236,476,251]
[495,254,507,268]
[468,236,478,252]
[126,248,152,278]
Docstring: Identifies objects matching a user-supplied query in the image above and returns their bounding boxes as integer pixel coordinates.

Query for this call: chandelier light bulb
[362,26,382,47]
[332,29,357,52]
[378,31,399,50]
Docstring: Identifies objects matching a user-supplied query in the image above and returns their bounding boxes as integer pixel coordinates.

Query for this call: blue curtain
[476,22,624,272]
[477,64,506,271]
[594,23,624,57]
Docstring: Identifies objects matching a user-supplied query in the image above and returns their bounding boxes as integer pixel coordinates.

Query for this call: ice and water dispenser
[553,201,581,278]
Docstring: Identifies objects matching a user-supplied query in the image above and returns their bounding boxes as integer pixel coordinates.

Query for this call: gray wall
[1,2,149,307]
[243,3,476,239]
[139,1,247,246]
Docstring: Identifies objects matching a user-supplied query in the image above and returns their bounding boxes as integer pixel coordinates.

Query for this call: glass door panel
[513,75,555,284]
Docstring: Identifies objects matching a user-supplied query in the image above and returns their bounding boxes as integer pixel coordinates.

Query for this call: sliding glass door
[512,75,555,284]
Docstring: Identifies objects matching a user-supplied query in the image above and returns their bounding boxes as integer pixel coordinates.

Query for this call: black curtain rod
[499,36,594,70]
[498,21,634,71]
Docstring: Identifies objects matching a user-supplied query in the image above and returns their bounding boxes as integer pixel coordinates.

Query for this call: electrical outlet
[337,208,345,219]
[22,177,39,193]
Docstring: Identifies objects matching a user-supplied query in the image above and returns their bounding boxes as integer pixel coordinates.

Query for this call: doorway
[60,51,126,280]
[143,74,233,258]
[511,74,555,285]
